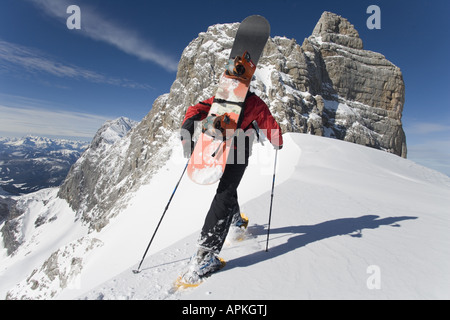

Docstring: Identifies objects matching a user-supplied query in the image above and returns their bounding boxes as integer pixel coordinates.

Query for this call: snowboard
[187,15,270,185]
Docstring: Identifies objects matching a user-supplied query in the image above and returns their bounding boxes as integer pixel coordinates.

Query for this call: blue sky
[0,0,449,176]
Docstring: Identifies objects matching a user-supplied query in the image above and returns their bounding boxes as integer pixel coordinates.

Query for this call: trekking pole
[133,160,189,274]
[265,149,278,252]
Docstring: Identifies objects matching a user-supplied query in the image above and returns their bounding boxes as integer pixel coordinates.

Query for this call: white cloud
[0,39,153,90]
[404,122,450,176]
[0,103,110,140]
[402,120,450,176]
[26,0,179,72]
[406,122,450,135]
[408,142,450,177]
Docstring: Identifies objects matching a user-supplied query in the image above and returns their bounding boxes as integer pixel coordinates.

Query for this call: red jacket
[181,93,283,148]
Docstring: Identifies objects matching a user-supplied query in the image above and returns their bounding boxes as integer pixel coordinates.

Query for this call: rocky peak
[90,117,137,149]
[312,11,363,49]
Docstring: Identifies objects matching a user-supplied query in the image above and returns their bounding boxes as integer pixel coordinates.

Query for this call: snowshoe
[233,212,249,229]
[175,249,226,289]
[226,212,249,243]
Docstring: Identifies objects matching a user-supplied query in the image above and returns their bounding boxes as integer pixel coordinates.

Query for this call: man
[179,91,283,284]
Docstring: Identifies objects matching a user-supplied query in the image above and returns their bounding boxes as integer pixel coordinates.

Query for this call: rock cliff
[303,12,406,156]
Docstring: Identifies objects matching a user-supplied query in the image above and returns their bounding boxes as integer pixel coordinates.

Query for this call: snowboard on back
[187,15,270,185]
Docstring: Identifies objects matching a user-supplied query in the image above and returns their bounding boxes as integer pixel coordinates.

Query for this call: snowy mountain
[1,133,449,299]
[58,116,139,231]
[0,117,137,257]
[1,12,445,300]
[90,116,138,147]
[0,136,89,195]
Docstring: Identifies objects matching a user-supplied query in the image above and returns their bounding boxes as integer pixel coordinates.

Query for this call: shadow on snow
[226,215,418,270]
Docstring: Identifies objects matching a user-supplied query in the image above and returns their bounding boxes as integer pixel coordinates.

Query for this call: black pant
[198,162,247,254]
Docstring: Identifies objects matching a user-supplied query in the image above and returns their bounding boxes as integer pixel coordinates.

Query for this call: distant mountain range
[0,136,89,195]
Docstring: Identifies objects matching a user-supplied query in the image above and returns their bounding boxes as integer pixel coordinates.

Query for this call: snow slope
[2,133,449,299]
[80,133,450,300]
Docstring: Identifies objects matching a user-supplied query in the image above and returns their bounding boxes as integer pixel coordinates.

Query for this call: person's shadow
[226,215,417,269]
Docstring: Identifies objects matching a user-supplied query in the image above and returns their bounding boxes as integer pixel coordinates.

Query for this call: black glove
[182,140,194,158]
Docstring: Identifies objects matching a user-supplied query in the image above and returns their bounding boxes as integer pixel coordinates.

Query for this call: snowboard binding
[202,113,237,140]
[225,51,256,81]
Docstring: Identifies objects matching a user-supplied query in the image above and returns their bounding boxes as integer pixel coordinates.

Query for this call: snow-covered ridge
[83,134,450,300]
[90,116,138,148]
[2,133,449,299]
[57,116,139,230]
[0,135,89,154]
